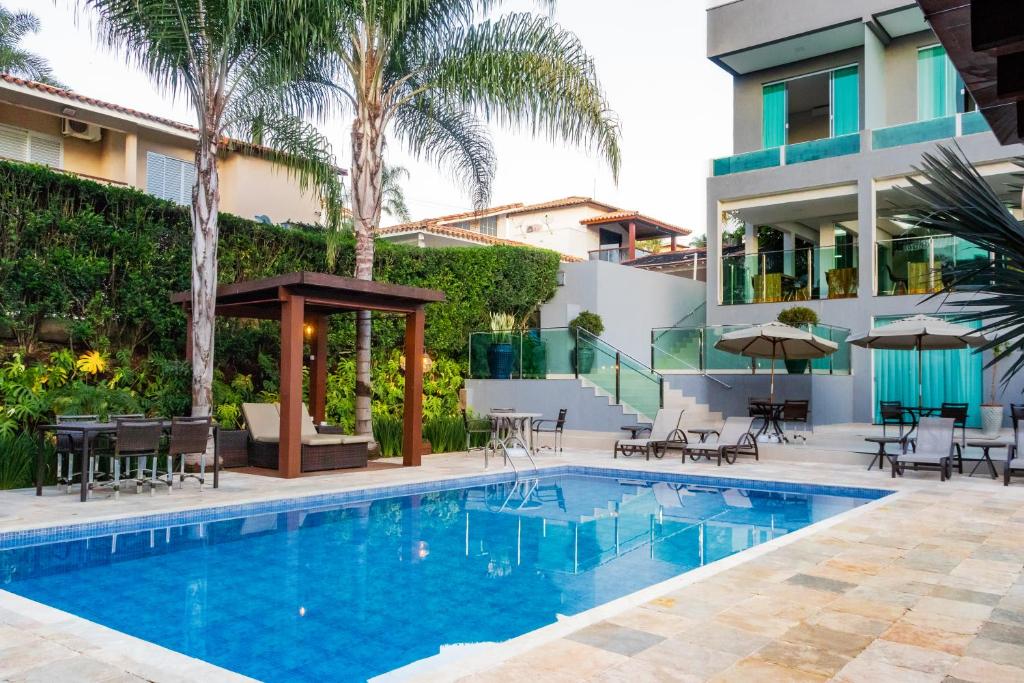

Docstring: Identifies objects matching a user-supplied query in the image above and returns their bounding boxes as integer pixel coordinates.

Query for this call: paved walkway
[2,441,1023,682]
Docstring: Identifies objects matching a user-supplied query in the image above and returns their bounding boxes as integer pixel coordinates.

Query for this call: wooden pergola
[171,272,445,477]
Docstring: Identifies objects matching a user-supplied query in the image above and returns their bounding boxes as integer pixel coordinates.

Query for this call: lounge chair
[242,402,371,471]
[614,408,686,461]
[684,417,758,466]
[892,416,959,481]
[1004,428,1024,486]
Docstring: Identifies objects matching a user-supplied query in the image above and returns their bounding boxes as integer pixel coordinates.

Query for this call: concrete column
[124,133,139,187]
[853,179,876,423]
[863,23,887,131]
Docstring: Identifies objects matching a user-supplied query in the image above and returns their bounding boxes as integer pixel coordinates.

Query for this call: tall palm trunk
[350,108,385,436]
[190,132,220,417]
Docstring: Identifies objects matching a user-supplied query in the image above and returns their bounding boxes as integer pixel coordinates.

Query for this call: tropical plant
[489,312,516,344]
[382,164,412,222]
[893,145,1024,382]
[777,306,819,328]
[372,414,403,457]
[0,7,63,86]
[0,431,51,490]
[327,1,622,438]
[569,310,604,338]
[689,234,708,248]
[77,0,345,418]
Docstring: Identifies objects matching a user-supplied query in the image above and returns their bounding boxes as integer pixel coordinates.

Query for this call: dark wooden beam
[308,313,328,424]
[996,52,1024,100]
[971,0,1024,52]
[279,291,305,478]
[402,307,425,467]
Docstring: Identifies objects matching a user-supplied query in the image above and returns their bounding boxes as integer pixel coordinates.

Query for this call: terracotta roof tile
[506,196,619,215]
[579,210,690,235]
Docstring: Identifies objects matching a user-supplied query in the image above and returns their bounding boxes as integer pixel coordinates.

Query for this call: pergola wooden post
[172,272,445,477]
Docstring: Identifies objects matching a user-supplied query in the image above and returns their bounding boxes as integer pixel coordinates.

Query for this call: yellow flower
[76,350,107,376]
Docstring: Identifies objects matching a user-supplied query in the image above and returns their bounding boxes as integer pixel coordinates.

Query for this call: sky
[17,1,733,238]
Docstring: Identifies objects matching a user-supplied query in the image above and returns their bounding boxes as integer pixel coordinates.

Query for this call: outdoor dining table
[751,401,786,442]
[488,412,542,450]
[35,420,220,502]
[965,439,1010,479]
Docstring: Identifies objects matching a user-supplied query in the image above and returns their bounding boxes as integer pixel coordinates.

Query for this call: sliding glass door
[917,45,959,120]
[830,66,860,137]
[762,83,786,148]
[762,65,859,149]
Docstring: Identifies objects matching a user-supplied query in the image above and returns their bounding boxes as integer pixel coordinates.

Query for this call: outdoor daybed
[241,403,371,471]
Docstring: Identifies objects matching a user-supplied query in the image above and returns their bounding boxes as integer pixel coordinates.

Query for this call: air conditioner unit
[62,119,102,142]
[525,224,543,233]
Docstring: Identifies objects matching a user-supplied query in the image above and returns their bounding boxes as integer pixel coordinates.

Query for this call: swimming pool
[0,468,888,681]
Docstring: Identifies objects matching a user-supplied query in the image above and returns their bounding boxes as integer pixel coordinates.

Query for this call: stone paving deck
[2,436,1023,682]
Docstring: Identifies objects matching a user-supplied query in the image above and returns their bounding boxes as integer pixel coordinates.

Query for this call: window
[146,151,196,206]
[762,65,859,148]
[479,215,497,236]
[0,123,62,168]
[917,45,973,120]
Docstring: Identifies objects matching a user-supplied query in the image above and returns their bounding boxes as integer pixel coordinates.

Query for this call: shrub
[569,310,605,338]
[777,306,819,328]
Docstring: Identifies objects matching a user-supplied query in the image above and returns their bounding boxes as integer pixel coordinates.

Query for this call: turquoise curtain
[918,45,956,120]
[762,83,786,148]
[872,316,983,427]
[831,66,859,136]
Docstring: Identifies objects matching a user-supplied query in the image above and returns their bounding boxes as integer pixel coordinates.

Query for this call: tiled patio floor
[2,436,1024,682]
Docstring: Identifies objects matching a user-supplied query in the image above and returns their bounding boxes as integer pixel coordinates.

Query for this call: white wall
[542,260,707,361]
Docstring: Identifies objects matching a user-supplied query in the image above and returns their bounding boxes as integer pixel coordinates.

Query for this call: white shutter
[28,133,62,168]
[178,158,196,205]
[0,124,30,162]
[146,151,166,199]
[146,152,195,205]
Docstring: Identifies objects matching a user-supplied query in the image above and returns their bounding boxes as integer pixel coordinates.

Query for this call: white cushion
[242,403,280,442]
[340,435,373,445]
[301,434,345,446]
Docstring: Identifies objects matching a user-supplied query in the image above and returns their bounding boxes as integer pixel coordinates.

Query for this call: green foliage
[0,161,559,360]
[777,306,819,328]
[373,415,403,458]
[0,431,52,490]
[569,310,605,338]
[423,415,465,454]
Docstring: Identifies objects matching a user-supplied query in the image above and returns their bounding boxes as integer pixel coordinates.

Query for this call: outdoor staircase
[578,374,722,425]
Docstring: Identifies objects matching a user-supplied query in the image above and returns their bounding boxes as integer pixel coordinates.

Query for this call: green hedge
[0,161,560,364]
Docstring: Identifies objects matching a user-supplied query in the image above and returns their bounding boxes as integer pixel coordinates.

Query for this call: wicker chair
[166,417,212,491]
[242,402,371,471]
[94,421,163,498]
[54,414,98,493]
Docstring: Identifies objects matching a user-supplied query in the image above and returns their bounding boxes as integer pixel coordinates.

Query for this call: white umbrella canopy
[714,322,839,402]
[848,314,987,409]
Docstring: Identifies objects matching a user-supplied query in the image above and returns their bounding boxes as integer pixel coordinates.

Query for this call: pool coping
[0,465,898,682]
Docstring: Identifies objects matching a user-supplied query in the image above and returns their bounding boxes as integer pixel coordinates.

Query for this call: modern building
[702,0,1024,425]
[377,196,692,264]
[0,74,330,225]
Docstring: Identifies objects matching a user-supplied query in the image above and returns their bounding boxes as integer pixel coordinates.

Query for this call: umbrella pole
[770,341,777,404]
[917,338,924,411]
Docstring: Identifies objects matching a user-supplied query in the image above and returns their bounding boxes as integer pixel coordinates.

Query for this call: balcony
[588,246,649,263]
[876,234,991,296]
[721,244,859,305]
[712,113,992,177]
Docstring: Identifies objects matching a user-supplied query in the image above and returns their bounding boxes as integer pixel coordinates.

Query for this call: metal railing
[468,326,665,420]
[650,323,852,376]
[721,244,858,305]
[876,233,992,296]
[587,246,650,263]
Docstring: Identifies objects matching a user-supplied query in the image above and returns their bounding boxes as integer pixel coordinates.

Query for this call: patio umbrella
[713,322,838,403]
[847,314,987,410]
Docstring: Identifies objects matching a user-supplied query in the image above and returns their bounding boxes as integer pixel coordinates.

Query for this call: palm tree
[0,7,63,86]
[382,164,411,222]
[330,1,621,436]
[78,0,344,417]
[895,145,1024,380]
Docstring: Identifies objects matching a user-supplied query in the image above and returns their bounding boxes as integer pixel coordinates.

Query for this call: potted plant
[569,311,605,374]
[487,312,516,379]
[777,306,819,375]
[981,343,1007,438]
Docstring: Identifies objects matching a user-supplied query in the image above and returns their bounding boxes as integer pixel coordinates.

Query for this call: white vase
[980,405,1003,438]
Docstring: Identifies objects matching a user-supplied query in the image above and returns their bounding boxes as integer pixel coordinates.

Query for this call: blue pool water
[0,470,886,681]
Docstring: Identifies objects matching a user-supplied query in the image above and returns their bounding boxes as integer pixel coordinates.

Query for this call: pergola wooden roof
[171,272,445,477]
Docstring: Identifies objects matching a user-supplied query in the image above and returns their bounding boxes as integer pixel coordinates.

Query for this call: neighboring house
[0,74,330,225]
[704,0,1024,425]
[627,247,708,281]
[377,196,691,264]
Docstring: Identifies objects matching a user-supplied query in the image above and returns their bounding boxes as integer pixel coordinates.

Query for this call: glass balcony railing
[576,329,663,420]
[876,234,992,296]
[721,244,859,305]
[651,324,852,375]
[713,113,993,177]
[588,246,650,263]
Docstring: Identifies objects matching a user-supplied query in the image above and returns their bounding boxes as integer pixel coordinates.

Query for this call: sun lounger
[684,417,758,466]
[242,402,371,471]
[614,408,686,460]
[1004,428,1024,486]
[892,416,959,481]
